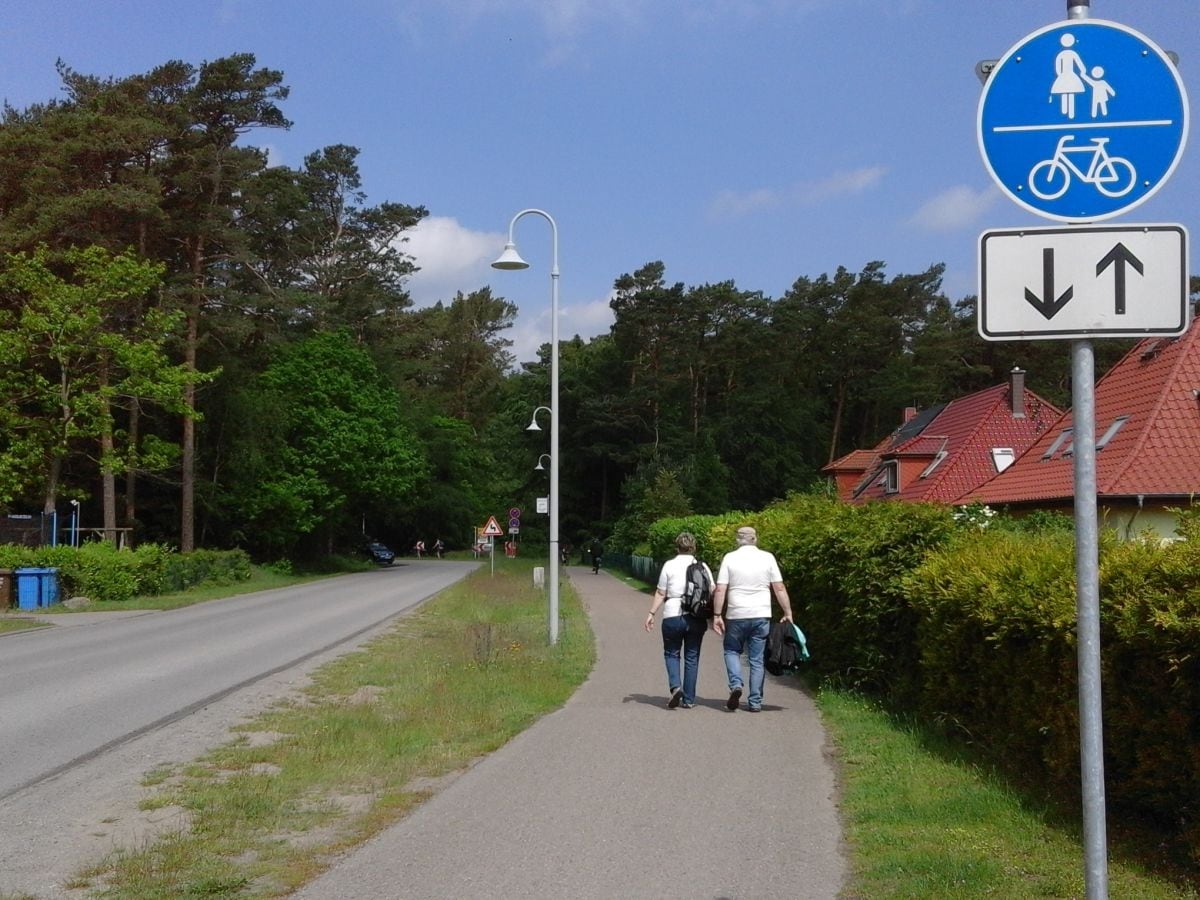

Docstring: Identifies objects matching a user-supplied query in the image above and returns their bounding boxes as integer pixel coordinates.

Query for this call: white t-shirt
[716,545,782,620]
[655,554,713,618]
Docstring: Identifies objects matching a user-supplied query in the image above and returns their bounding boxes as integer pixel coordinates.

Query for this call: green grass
[73,557,595,898]
[34,566,334,613]
[818,688,1198,899]
[0,617,48,634]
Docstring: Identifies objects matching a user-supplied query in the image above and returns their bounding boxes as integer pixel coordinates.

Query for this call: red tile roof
[823,449,877,471]
[971,318,1200,504]
[852,382,1062,504]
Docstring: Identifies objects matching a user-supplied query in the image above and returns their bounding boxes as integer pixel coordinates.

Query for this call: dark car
[363,541,395,566]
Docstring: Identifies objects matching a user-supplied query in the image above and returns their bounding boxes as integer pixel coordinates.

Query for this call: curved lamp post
[534,453,552,471]
[493,209,561,645]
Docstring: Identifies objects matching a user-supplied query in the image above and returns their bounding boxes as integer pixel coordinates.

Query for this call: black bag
[765,621,810,675]
[680,559,714,619]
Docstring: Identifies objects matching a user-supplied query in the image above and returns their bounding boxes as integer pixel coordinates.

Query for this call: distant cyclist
[589,538,604,574]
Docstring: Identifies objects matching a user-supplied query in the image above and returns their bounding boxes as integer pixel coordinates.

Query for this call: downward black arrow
[1025,247,1073,320]
[1096,242,1144,315]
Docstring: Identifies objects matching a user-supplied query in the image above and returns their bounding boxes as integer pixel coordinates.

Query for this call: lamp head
[534,457,546,471]
[491,242,529,270]
[526,412,542,432]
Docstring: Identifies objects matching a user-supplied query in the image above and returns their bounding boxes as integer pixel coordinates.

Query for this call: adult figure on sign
[1052,33,1086,119]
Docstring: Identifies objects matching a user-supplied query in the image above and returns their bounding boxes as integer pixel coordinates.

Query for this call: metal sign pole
[1065,9,1108,900]
[1072,339,1107,899]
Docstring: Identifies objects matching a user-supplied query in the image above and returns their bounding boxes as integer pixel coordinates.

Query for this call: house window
[882,461,899,494]
[1042,428,1073,460]
[919,450,948,478]
[1096,415,1130,450]
[991,447,1016,472]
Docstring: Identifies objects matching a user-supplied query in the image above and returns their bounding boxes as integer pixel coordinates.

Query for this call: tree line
[1,54,1172,560]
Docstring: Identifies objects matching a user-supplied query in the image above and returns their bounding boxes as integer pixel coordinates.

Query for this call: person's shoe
[681,702,695,709]
[748,705,762,713]
[726,687,743,711]
[667,688,683,709]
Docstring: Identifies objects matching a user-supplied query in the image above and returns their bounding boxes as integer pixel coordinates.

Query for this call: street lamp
[68,499,79,548]
[493,209,561,645]
[534,453,551,471]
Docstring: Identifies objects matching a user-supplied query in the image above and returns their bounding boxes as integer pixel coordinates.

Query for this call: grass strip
[43,566,335,613]
[0,617,48,634]
[818,688,1198,899]
[73,557,594,898]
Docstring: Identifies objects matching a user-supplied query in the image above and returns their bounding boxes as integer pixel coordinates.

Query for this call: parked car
[363,541,395,566]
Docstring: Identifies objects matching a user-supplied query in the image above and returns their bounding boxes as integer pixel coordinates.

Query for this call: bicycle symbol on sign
[1027,134,1137,200]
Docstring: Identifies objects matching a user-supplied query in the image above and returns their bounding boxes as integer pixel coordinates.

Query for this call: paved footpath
[294,567,848,899]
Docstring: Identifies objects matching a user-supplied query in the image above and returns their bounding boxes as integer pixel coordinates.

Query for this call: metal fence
[603,553,660,584]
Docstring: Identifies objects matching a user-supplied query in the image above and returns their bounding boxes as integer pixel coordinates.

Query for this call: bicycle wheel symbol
[1029,159,1071,200]
[1093,157,1136,197]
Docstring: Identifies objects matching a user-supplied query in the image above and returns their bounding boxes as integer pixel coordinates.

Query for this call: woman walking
[644,532,713,709]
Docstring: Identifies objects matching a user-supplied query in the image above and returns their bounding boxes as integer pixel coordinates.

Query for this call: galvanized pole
[1072,339,1107,899]
[1066,7,1108,899]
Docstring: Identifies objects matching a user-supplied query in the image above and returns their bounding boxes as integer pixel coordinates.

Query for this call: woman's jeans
[722,617,771,708]
[661,614,707,705]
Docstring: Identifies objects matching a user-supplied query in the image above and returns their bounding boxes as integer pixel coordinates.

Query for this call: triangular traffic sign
[481,515,504,537]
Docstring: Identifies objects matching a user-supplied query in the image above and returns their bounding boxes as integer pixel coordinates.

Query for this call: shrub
[0,542,251,602]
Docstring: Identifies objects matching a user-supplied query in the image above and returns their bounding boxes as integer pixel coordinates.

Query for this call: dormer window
[1042,427,1073,460]
[1096,416,1130,450]
[919,450,948,479]
[882,462,899,494]
[991,448,1016,472]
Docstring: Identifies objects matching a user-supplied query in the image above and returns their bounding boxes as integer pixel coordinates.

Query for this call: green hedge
[641,497,1200,843]
[0,543,251,603]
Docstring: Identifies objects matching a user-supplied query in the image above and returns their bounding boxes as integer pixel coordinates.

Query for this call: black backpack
[680,559,714,619]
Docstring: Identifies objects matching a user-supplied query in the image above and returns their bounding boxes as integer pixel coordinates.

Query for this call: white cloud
[403,215,504,307]
[908,185,999,232]
[508,295,615,366]
[260,144,284,168]
[709,165,887,220]
[401,216,613,365]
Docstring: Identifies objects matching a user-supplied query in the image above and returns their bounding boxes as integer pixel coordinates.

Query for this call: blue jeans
[661,615,707,705]
[722,617,770,709]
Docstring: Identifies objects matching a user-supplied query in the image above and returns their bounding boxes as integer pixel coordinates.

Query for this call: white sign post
[976,5,1190,897]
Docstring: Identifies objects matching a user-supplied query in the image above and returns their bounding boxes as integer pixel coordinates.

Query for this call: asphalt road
[0,561,474,898]
[294,567,848,900]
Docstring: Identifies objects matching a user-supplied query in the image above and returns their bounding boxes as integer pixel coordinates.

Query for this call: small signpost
[977,6,1189,897]
[481,516,504,575]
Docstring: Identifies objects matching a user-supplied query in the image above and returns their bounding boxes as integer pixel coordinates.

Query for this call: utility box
[15,567,60,610]
[0,569,12,608]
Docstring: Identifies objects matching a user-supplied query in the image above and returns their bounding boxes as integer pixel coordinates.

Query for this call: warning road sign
[481,516,504,537]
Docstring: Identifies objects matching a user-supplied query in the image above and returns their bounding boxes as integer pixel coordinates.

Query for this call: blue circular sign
[979,19,1188,222]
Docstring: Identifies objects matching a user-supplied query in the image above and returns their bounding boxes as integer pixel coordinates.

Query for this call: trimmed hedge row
[646,496,1200,842]
[0,542,252,603]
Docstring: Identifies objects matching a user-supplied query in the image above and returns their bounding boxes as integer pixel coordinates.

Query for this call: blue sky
[3,1,1197,362]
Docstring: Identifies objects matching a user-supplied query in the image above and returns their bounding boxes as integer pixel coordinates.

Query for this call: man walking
[712,526,793,712]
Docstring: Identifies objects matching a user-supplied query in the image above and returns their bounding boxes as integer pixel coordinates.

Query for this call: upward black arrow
[1025,247,1073,320]
[1096,242,1144,315]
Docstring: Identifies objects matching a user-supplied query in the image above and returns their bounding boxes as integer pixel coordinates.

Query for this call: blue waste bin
[15,567,60,610]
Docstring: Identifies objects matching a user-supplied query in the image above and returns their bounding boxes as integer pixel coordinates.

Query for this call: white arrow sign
[978,224,1189,341]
